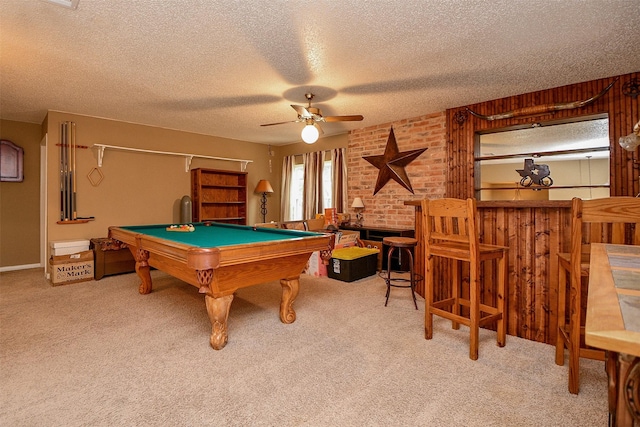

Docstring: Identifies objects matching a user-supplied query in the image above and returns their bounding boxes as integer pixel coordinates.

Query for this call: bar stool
[383,236,419,309]
[421,198,507,360]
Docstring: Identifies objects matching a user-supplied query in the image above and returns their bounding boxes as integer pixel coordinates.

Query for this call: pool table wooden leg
[280,278,299,324]
[205,294,234,350]
[130,247,152,295]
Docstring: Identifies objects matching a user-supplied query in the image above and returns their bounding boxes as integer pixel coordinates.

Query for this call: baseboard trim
[0,263,43,273]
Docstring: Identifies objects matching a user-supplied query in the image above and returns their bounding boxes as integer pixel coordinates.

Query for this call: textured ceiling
[1,0,639,145]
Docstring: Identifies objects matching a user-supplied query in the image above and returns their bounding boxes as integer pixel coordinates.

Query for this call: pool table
[108,222,333,350]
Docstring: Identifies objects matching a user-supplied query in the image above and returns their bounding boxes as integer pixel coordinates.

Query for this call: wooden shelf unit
[191,168,248,225]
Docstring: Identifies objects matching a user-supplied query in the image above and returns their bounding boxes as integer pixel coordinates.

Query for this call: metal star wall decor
[363,127,428,195]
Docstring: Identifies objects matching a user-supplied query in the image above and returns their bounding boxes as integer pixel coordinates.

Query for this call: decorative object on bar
[618,120,640,152]
[254,179,274,222]
[362,127,427,195]
[352,197,365,227]
[260,93,363,144]
[465,78,617,122]
[516,158,553,187]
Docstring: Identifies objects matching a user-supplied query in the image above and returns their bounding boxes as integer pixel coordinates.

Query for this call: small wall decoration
[622,78,639,98]
[0,140,24,182]
[516,158,553,187]
[362,127,427,195]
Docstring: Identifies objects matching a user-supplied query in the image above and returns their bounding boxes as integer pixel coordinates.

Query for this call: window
[288,159,333,220]
[322,160,333,208]
[476,116,610,201]
[289,163,305,220]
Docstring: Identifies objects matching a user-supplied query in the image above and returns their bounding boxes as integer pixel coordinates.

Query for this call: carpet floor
[0,268,607,426]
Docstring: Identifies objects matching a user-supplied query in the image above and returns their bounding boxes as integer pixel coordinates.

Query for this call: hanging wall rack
[92,144,253,172]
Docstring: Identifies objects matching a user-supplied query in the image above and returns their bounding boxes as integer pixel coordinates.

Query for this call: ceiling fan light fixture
[301,124,319,144]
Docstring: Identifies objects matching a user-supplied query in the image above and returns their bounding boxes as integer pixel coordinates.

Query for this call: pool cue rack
[57,121,91,224]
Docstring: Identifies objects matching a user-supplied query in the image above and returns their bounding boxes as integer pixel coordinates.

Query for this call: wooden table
[585,243,640,426]
[109,222,332,350]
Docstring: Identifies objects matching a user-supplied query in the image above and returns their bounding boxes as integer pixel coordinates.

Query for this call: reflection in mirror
[476,117,610,201]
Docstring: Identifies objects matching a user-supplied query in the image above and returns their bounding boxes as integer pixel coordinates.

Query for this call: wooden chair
[280,220,308,231]
[305,218,326,232]
[555,197,640,394]
[421,198,508,360]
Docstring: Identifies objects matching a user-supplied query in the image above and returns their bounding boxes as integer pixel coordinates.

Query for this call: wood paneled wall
[444,73,639,344]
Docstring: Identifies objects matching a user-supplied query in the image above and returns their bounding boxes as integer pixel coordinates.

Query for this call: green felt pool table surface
[117,222,320,248]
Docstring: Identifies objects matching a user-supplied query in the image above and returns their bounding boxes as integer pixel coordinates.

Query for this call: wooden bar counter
[405,199,573,344]
[586,243,640,427]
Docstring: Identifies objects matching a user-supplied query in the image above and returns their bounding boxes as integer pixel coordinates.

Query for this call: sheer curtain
[280,155,294,222]
[303,151,324,220]
[280,148,348,221]
[330,148,348,213]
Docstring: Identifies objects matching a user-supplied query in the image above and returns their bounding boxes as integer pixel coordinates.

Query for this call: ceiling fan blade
[323,115,364,122]
[291,104,312,118]
[314,122,324,135]
[260,120,301,127]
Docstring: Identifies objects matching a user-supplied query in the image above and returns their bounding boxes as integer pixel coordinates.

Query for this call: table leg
[607,351,619,426]
[205,294,234,350]
[280,278,300,324]
[130,247,152,295]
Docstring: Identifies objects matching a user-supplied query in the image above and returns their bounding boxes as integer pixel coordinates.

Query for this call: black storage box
[328,247,379,282]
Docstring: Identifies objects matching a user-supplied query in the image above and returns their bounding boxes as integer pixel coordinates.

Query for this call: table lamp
[352,197,365,227]
[255,180,274,222]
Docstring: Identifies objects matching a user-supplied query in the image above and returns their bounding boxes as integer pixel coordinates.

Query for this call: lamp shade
[351,197,365,208]
[301,124,319,144]
[254,179,274,193]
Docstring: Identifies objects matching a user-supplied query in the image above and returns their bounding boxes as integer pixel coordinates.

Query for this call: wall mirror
[475,116,610,201]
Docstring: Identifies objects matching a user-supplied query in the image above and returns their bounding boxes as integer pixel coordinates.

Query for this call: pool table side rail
[108,226,333,270]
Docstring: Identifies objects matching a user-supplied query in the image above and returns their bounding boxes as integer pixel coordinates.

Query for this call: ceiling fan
[261,93,364,143]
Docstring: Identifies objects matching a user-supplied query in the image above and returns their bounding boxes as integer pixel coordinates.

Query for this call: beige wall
[0,119,42,268]
[0,111,351,269]
[278,133,348,158]
[43,111,279,264]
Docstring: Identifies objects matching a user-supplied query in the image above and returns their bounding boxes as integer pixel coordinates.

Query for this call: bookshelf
[191,168,248,225]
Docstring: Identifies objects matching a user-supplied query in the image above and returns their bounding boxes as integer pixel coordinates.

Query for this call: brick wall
[347,112,447,230]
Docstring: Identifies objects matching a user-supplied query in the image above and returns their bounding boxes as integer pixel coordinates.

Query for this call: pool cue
[64,121,69,220]
[71,122,77,220]
[64,122,69,220]
[67,122,73,220]
[64,122,70,221]
[60,123,65,220]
